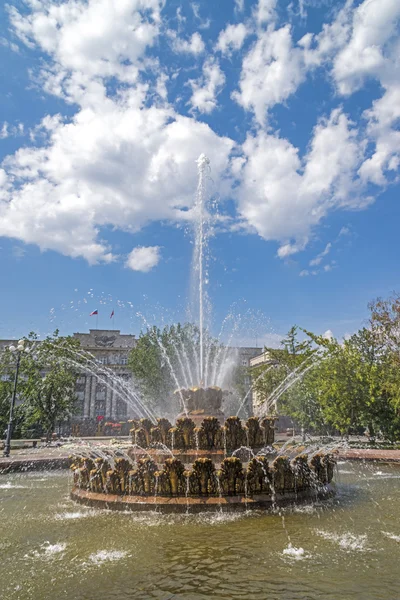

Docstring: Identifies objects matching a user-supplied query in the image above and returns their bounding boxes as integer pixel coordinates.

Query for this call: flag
[89,310,98,316]
[110,309,114,319]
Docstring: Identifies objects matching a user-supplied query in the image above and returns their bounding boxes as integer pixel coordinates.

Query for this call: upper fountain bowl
[175,386,225,425]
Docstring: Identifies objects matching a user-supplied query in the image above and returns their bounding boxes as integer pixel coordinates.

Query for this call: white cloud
[0,91,234,263]
[233,25,307,124]
[126,246,161,272]
[254,0,277,25]
[332,0,400,95]
[0,1,234,264]
[171,32,205,55]
[234,108,366,256]
[323,329,334,340]
[235,0,245,13]
[309,242,332,266]
[0,123,9,139]
[339,225,351,236]
[321,0,400,189]
[8,0,163,90]
[2,0,400,268]
[216,23,249,55]
[189,58,226,114]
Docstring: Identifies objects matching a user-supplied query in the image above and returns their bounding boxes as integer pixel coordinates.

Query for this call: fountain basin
[71,484,335,513]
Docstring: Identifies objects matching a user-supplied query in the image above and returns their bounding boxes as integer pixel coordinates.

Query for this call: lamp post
[3,339,25,458]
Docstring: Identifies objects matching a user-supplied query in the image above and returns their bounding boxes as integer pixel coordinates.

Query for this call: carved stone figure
[150,418,173,446]
[223,416,246,451]
[245,417,264,448]
[188,458,217,496]
[198,417,222,450]
[271,456,291,493]
[246,457,271,495]
[174,417,196,449]
[160,458,186,496]
[218,457,244,495]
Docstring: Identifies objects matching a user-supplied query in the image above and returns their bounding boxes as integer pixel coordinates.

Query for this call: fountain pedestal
[176,386,225,425]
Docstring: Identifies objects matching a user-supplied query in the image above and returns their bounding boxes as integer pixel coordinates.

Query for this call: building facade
[0,332,261,421]
[72,330,137,420]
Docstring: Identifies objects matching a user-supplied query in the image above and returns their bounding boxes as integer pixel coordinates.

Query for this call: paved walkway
[338,448,400,462]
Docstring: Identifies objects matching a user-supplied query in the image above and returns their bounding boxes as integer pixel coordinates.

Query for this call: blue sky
[0,0,399,346]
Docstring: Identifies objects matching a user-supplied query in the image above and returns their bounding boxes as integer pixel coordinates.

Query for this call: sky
[0,0,399,346]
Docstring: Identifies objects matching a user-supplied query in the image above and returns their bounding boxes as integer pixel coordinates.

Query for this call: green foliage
[303,326,400,439]
[253,317,400,441]
[0,331,81,440]
[252,326,324,429]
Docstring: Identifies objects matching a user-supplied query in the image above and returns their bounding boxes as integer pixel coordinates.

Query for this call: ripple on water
[0,482,27,489]
[316,530,369,552]
[382,531,400,542]
[25,541,67,561]
[282,544,308,561]
[55,509,99,520]
[88,550,128,566]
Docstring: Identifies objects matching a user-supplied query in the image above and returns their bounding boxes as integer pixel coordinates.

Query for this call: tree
[251,326,323,429]
[304,327,400,440]
[22,331,81,440]
[0,343,30,439]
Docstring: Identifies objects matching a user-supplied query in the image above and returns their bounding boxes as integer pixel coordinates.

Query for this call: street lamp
[3,339,25,458]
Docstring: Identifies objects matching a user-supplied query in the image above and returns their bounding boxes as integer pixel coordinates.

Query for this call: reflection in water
[0,461,399,599]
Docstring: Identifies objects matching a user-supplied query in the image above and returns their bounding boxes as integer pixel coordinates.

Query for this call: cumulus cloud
[8,0,163,90]
[332,0,400,95]
[0,1,234,264]
[1,0,400,267]
[189,58,226,114]
[171,32,205,55]
[234,108,366,256]
[254,0,277,25]
[0,98,234,263]
[233,25,307,124]
[216,23,249,55]
[126,246,161,272]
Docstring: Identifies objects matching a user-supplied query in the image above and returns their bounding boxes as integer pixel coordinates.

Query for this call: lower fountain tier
[71,484,335,513]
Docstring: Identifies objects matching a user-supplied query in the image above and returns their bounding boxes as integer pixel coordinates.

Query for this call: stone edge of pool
[70,484,336,513]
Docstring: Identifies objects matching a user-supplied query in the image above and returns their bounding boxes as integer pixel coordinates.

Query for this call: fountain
[69,155,336,513]
[70,413,335,512]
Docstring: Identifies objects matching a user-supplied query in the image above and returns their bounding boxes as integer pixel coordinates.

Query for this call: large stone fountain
[70,404,335,513]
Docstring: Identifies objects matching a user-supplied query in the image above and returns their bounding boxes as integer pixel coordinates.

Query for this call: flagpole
[96,312,98,329]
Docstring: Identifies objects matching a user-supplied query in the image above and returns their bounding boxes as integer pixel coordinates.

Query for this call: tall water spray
[193,153,210,385]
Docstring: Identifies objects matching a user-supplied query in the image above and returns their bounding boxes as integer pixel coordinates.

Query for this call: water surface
[0,462,399,600]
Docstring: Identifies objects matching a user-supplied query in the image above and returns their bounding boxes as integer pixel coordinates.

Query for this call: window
[242,359,248,366]
[77,376,86,384]
[120,356,128,365]
[116,399,127,417]
[95,400,106,417]
[96,357,108,365]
